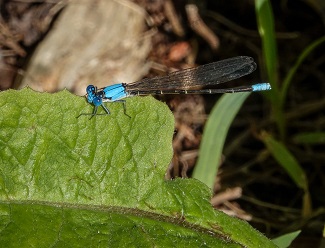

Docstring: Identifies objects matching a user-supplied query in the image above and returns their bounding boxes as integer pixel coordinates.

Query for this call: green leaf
[0,88,276,247]
[261,132,308,190]
[293,132,325,144]
[272,230,301,248]
[255,0,278,86]
[255,0,286,140]
[280,35,325,109]
[193,93,250,189]
[261,133,312,216]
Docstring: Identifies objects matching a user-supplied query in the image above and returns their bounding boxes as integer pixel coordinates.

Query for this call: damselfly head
[86,85,96,94]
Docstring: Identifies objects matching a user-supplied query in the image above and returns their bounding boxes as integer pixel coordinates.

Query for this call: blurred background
[0,0,324,247]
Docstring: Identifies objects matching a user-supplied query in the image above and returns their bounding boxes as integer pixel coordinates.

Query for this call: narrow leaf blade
[261,132,308,190]
[193,93,250,189]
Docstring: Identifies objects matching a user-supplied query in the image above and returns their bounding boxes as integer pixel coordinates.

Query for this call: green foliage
[192,2,322,239]
[261,132,308,191]
[255,0,285,139]
[280,36,325,110]
[193,93,250,189]
[255,0,324,217]
[0,88,276,247]
[272,230,301,248]
[292,132,325,144]
[255,0,325,141]
[260,132,311,216]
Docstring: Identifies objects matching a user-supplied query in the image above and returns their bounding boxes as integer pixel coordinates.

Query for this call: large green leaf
[0,88,276,247]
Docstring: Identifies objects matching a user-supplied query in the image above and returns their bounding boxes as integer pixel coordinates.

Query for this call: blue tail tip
[252,83,271,92]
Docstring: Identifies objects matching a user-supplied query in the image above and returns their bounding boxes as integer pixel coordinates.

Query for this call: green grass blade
[193,93,250,189]
[255,0,286,139]
[293,132,325,144]
[261,132,308,190]
[280,35,325,109]
[261,132,311,216]
[272,230,301,248]
[255,0,278,87]
[0,88,277,247]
